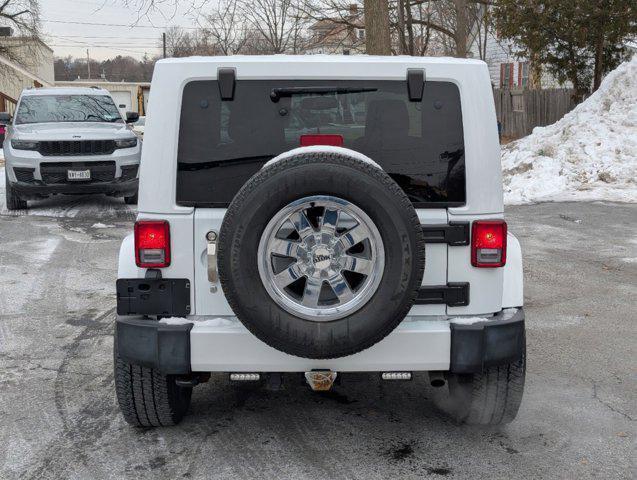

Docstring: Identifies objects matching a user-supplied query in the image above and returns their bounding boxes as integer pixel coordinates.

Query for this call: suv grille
[40,161,116,184]
[38,140,116,157]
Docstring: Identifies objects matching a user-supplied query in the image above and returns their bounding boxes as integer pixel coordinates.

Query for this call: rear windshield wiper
[270,87,377,102]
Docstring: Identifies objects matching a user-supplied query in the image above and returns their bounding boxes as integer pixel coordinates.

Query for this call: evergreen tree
[494,0,636,95]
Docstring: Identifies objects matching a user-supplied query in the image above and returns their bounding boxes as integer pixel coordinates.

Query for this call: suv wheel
[218,151,425,359]
[114,345,192,427]
[445,347,526,425]
[5,175,27,210]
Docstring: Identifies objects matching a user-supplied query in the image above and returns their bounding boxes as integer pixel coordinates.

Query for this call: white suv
[115,56,525,427]
[2,87,141,209]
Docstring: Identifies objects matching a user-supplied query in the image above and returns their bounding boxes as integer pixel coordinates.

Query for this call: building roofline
[55,80,151,88]
[0,54,53,87]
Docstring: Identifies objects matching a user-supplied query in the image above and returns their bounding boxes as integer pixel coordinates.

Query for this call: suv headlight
[115,138,138,149]
[11,139,39,151]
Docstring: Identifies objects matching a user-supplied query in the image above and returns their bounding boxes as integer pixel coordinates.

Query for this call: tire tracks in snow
[20,307,117,480]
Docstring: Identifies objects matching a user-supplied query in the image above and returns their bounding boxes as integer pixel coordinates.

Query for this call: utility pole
[86,49,91,79]
[163,32,167,58]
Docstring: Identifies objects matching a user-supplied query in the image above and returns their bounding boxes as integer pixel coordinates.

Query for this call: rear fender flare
[118,233,142,278]
[502,232,523,308]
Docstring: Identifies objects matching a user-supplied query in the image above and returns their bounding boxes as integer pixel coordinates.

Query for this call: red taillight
[135,220,171,268]
[471,220,507,268]
[300,134,344,147]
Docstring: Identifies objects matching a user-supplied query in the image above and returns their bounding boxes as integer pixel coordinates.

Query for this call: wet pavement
[0,191,634,479]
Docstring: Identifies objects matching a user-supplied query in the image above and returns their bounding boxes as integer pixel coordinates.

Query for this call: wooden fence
[493,89,581,139]
[0,91,17,116]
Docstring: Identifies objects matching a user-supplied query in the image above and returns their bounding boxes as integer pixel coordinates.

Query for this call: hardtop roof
[157,54,485,67]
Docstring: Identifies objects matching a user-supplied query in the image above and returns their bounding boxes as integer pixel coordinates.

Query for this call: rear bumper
[10,178,138,197]
[115,308,525,374]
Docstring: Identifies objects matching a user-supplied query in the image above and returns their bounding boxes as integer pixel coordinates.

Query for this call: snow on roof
[502,57,637,204]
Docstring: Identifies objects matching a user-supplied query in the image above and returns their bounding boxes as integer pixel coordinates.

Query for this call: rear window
[177,79,465,207]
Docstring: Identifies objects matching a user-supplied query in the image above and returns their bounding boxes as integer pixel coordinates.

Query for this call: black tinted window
[177,80,465,207]
[16,95,123,124]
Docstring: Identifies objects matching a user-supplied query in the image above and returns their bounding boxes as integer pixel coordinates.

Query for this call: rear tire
[445,346,526,425]
[114,346,192,427]
[5,175,27,210]
[124,192,138,205]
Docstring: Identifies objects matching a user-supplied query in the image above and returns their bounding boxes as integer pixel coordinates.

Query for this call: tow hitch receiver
[305,370,337,391]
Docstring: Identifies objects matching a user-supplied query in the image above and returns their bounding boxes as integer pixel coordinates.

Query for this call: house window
[357,29,365,40]
[519,62,530,88]
[500,63,514,88]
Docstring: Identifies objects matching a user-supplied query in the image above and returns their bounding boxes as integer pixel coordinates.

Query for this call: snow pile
[502,58,637,204]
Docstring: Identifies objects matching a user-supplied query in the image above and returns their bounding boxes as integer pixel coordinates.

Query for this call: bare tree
[363,0,391,54]
[470,3,490,60]
[162,26,219,57]
[302,0,481,57]
[200,0,247,55]
[392,0,435,55]
[241,0,307,54]
[0,0,41,63]
[407,0,492,58]
[124,0,495,58]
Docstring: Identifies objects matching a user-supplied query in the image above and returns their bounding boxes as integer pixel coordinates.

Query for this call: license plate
[67,169,91,181]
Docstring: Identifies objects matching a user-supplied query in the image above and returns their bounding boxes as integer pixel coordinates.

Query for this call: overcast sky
[39,0,211,61]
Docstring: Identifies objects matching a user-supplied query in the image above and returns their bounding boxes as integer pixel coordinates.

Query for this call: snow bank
[502,58,637,205]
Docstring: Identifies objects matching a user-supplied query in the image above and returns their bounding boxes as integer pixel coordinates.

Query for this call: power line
[49,44,161,48]
[43,18,200,30]
[46,34,160,54]
[45,34,161,40]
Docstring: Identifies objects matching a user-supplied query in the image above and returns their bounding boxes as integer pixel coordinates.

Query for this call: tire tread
[452,349,526,426]
[114,348,192,427]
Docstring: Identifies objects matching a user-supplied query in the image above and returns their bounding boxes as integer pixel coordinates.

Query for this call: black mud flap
[116,278,191,316]
[450,308,525,374]
[116,317,192,374]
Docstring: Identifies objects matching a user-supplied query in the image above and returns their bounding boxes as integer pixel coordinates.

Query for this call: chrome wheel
[258,196,385,321]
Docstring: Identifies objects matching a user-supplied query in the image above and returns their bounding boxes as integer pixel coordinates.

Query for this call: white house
[467,19,567,89]
[0,34,55,112]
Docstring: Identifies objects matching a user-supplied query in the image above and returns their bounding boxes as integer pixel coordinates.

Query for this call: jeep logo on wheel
[313,254,330,264]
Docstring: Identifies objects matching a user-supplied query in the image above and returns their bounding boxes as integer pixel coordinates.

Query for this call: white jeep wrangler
[114,56,525,427]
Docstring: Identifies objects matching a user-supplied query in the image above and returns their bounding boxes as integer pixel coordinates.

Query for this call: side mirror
[0,112,12,125]
[125,111,139,124]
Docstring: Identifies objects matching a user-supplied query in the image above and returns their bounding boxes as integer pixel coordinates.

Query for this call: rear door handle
[206,231,219,285]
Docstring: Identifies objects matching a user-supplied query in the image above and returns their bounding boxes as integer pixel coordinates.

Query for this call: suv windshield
[177,79,465,207]
[15,95,123,125]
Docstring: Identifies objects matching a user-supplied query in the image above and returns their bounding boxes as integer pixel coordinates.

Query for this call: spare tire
[218,151,425,359]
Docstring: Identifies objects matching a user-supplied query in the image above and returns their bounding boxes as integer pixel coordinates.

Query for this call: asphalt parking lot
[0,192,634,480]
